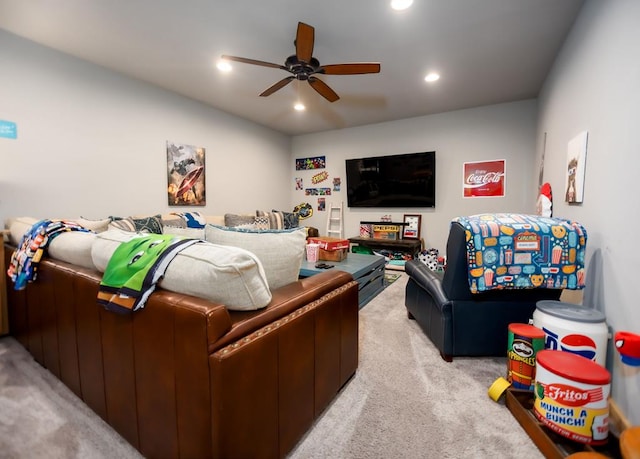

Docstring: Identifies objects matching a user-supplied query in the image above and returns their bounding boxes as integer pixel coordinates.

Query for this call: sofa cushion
[224,213,256,229]
[163,225,206,239]
[92,229,271,310]
[205,225,306,290]
[48,231,97,269]
[7,216,39,246]
[76,217,111,233]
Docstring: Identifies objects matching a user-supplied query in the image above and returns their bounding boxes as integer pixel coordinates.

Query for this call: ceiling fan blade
[308,76,339,102]
[221,55,287,71]
[295,22,315,63]
[260,76,295,97]
[319,63,381,75]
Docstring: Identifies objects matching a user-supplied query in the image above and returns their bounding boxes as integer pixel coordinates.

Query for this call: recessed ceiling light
[391,0,413,11]
[216,60,232,72]
[424,73,440,82]
[294,102,306,111]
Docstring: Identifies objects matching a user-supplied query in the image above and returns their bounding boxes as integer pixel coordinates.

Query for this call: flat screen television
[345,151,436,208]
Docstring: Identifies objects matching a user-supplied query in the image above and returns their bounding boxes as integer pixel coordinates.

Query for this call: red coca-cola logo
[465,171,504,185]
[544,383,603,406]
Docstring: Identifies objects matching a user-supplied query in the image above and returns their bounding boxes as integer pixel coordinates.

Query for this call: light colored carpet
[0,273,543,458]
[288,273,543,458]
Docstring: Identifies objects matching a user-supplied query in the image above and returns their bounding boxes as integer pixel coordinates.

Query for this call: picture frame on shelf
[402,214,421,239]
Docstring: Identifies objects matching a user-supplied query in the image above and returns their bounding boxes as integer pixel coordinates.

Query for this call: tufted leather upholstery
[4,245,359,458]
[404,221,562,361]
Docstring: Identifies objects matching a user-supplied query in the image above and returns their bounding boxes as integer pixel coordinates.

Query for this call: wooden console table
[348,237,422,270]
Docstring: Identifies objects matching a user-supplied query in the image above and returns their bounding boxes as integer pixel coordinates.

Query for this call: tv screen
[345,151,436,208]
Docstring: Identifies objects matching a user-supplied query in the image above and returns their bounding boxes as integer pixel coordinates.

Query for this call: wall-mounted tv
[345,151,436,208]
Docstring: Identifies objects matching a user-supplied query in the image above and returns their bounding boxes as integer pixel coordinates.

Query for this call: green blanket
[97,234,200,313]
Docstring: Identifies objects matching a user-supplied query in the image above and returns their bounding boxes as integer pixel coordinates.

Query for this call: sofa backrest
[442,222,562,303]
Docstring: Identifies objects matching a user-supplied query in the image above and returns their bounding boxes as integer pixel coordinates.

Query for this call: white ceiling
[0,0,584,136]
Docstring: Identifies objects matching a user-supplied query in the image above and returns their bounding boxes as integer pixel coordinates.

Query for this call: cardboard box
[319,247,348,262]
[307,237,350,251]
[308,237,350,261]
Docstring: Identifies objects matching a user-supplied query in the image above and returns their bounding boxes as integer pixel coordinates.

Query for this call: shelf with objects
[349,221,423,271]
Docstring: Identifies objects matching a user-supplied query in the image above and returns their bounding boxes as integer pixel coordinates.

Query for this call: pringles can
[534,350,610,445]
[507,323,545,390]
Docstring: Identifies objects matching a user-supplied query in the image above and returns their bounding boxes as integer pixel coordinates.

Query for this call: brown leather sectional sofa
[3,248,359,458]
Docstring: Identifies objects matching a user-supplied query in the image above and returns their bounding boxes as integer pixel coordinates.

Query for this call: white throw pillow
[92,229,271,310]
[204,225,306,290]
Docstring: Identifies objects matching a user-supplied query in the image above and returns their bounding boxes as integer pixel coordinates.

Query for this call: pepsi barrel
[534,350,610,445]
[533,300,608,366]
[507,323,545,390]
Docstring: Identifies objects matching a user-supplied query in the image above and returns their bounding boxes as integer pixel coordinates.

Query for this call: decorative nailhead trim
[213,281,357,358]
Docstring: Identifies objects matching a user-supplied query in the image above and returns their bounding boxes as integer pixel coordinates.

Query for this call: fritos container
[507,323,545,390]
[533,350,610,445]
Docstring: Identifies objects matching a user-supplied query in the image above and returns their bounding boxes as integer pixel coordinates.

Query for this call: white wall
[0,30,291,225]
[291,100,539,252]
[535,0,640,425]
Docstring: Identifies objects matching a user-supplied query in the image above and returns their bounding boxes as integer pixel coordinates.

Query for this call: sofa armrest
[405,260,449,306]
[213,269,354,352]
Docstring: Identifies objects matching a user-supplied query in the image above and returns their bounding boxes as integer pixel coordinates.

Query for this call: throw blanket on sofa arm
[7,219,91,290]
[453,213,587,293]
[97,234,201,314]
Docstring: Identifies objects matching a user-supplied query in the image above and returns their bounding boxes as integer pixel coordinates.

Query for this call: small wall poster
[167,141,206,206]
[0,120,17,139]
[565,131,588,203]
[463,159,506,198]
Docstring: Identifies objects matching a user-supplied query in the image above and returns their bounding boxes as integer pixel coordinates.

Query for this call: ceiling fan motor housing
[285,55,320,80]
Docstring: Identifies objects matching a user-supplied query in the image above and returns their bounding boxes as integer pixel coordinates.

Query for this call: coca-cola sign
[463,160,506,197]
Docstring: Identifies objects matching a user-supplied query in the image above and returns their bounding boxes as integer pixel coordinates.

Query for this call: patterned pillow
[172,211,206,228]
[272,209,299,229]
[108,215,163,234]
[254,215,270,230]
[224,213,256,228]
[108,217,136,232]
[256,210,282,229]
[131,215,163,234]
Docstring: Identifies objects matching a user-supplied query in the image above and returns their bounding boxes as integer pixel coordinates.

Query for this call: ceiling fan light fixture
[391,0,413,11]
[424,72,440,82]
[216,60,232,72]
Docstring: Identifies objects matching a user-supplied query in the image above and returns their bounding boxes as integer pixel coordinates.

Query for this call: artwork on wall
[311,171,329,184]
[403,214,421,240]
[296,156,326,170]
[305,187,332,195]
[463,159,506,198]
[295,177,303,190]
[565,131,588,203]
[167,141,206,206]
[293,202,313,219]
[318,198,326,211]
[333,177,341,191]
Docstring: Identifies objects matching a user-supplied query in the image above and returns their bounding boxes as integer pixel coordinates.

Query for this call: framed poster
[463,159,506,198]
[403,214,421,239]
[565,131,588,203]
[167,141,206,206]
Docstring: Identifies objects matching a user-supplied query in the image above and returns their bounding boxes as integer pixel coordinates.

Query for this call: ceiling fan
[221,22,381,103]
